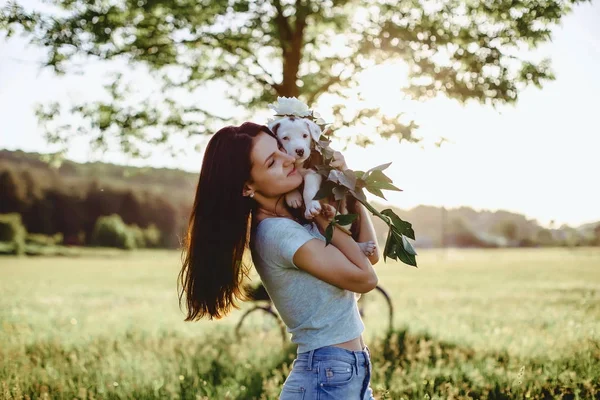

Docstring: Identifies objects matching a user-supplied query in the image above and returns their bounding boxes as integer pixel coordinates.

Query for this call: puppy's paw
[304,200,322,219]
[358,241,376,256]
[285,190,303,208]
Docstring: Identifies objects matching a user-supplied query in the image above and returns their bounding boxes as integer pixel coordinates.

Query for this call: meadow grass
[1,247,599,399]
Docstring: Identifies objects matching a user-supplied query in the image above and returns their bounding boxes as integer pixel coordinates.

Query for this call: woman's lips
[287,167,296,176]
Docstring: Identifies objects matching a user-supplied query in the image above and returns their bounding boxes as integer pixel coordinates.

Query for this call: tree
[0,167,26,214]
[593,224,600,246]
[536,228,554,246]
[492,220,519,242]
[1,0,589,158]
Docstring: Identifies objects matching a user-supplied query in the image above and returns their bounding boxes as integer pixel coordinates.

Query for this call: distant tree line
[1,149,599,252]
[0,163,188,249]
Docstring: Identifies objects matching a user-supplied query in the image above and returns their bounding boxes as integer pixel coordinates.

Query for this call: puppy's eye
[303,134,308,138]
[283,137,289,141]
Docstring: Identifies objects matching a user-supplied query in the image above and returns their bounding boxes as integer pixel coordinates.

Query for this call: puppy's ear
[304,119,322,142]
[267,120,281,136]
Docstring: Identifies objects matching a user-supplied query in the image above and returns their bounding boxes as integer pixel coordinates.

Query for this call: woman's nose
[282,152,296,165]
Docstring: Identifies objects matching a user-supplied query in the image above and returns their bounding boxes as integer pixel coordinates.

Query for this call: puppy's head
[267,116,322,164]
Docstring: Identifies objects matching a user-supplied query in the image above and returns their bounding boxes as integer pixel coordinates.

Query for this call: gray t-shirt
[250,217,365,353]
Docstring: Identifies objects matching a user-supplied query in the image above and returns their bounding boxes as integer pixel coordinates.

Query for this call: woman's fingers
[330,151,347,169]
[320,203,336,220]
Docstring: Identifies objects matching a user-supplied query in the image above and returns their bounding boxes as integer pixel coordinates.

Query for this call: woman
[178,122,380,399]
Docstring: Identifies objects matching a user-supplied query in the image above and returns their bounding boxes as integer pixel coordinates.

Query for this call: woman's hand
[330,150,348,170]
[313,202,336,228]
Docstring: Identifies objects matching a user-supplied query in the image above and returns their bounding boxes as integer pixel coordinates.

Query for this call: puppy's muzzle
[295,148,304,157]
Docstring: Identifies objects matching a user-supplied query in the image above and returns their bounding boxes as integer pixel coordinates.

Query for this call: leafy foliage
[0,213,26,255]
[91,214,137,250]
[0,0,590,158]
[311,134,417,267]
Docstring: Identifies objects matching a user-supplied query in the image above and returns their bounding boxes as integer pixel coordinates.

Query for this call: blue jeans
[279,345,375,399]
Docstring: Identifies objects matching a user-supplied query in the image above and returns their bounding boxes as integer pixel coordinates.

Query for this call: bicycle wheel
[235,303,288,345]
[357,285,394,332]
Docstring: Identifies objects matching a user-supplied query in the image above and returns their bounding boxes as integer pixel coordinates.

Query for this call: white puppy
[267,116,376,257]
[267,116,324,220]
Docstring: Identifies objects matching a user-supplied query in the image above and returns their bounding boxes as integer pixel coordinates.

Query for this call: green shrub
[129,224,146,248]
[26,232,63,246]
[0,241,16,255]
[90,214,136,250]
[143,223,161,248]
[0,213,26,255]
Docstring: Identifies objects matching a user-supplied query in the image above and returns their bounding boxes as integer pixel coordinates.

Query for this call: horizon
[0,147,594,230]
[1,0,599,228]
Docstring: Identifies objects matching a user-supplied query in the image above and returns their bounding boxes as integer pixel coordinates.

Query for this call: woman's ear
[242,183,255,197]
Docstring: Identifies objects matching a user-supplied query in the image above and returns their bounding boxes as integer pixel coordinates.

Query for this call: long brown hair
[177,122,305,321]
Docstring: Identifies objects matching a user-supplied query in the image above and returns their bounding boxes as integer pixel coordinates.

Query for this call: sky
[1,1,599,228]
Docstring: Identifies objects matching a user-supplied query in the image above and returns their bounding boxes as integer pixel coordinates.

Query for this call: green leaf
[332,186,347,201]
[364,162,392,177]
[353,170,366,180]
[327,169,356,191]
[313,181,336,200]
[365,186,386,200]
[390,229,418,267]
[381,209,415,240]
[367,169,393,183]
[383,230,398,262]
[318,142,335,159]
[318,139,332,148]
[367,180,402,192]
[334,213,358,226]
[349,188,367,203]
[396,246,417,267]
[315,164,331,177]
[401,235,418,256]
[325,222,334,246]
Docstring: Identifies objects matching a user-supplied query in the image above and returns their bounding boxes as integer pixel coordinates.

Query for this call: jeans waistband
[296,345,371,373]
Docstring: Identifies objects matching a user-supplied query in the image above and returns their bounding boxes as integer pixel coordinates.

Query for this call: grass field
[1,248,599,399]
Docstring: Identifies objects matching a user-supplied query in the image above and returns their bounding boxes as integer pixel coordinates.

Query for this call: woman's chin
[289,174,303,185]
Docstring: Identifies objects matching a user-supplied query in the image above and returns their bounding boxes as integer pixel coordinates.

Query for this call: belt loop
[306,349,315,371]
[352,351,359,375]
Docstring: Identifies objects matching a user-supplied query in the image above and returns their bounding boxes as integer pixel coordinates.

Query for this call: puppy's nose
[295,149,304,157]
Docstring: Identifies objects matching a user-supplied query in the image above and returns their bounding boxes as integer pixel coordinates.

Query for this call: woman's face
[247,131,303,198]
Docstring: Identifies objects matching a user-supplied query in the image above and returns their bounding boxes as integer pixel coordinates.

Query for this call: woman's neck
[254,198,297,223]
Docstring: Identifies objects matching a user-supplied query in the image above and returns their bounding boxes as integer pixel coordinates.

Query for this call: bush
[129,224,146,248]
[143,223,161,248]
[519,237,538,247]
[0,213,26,255]
[90,214,136,250]
[26,232,63,246]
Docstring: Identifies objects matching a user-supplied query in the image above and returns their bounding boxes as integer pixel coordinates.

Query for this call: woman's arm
[355,201,380,265]
[293,204,377,293]
[329,149,380,264]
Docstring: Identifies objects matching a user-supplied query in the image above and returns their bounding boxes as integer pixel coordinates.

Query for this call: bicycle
[234,282,394,343]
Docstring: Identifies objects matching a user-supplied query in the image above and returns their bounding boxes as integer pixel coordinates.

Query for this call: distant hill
[367,203,547,248]
[2,149,597,248]
[0,149,198,204]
